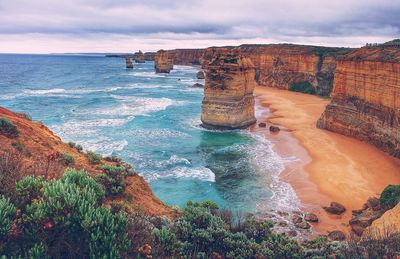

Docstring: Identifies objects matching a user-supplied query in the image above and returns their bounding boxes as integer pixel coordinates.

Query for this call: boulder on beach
[323,202,346,215]
[269,125,280,132]
[258,122,267,127]
[328,230,346,241]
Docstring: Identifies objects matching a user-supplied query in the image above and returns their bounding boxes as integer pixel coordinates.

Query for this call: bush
[0,195,16,239]
[61,152,75,166]
[2,169,130,258]
[87,151,102,164]
[380,185,400,209]
[68,142,83,152]
[0,151,25,201]
[95,165,126,197]
[0,118,19,138]
[289,81,316,95]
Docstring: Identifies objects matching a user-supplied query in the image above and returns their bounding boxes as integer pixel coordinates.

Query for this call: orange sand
[252,86,400,235]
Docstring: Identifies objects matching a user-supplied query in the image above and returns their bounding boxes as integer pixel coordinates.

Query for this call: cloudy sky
[0,0,399,53]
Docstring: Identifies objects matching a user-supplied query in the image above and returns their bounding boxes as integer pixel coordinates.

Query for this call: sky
[0,0,399,53]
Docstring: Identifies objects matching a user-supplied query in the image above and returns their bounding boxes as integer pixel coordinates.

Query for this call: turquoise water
[0,54,299,215]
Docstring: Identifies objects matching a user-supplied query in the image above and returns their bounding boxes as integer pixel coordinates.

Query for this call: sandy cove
[251,86,400,235]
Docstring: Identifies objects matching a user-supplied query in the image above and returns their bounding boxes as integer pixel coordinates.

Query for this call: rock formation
[167,49,204,65]
[125,56,133,69]
[134,50,145,63]
[196,71,205,79]
[201,45,352,96]
[154,50,173,73]
[317,45,400,158]
[201,53,256,129]
[144,52,156,61]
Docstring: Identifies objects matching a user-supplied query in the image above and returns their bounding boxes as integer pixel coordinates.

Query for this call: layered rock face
[201,53,256,129]
[318,46,400,157]
[144,52,156,61]
[154,50,173,73]
[201,45,351,96]
[125,56,133,69]
[167,49,204,65]
[134,50,145,63]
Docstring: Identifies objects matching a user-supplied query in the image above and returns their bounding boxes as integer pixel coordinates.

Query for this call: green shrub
[380,185,400,209]
[0,195,16,239]
[87,151,102,164]
[61,152,75,166]
[95,165,126,197]
[2,169,130,258]
[289,81,316,95]
[68,142,83,152]
[0,118,19,138]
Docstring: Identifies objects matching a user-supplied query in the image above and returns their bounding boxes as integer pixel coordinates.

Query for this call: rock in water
[155,50,173,73]
[125,56,133,69]
[196,71,205,79]
[258,122,267,127]
[304,213,319,222]
[201,52,256,129]
[323,202,346,215]
[134,50,145,63]
[192,83,204,88]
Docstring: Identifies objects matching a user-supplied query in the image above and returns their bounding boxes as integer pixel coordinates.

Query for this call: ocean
[0,54,300,218]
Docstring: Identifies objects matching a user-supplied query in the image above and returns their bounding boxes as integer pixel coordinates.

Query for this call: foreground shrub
[0,151,25,200]
[87,151,102,164]
[68,142,83,152]
[0,118,19,138]
[95,165,126,196]
[380,185,400,209]
[61,152,75,166]
[289,81,316,95]
[1,169,130,258]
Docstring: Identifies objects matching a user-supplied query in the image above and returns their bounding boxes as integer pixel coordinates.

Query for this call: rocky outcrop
[364,202,400,238]
[317,45,400,158]
[350,197,385,236]
[201,53,256,129]
[154,50,173,73]
[134,50,145,63]
[144,52,156,61]
[196,71,205,79]
[125,56,133,69]
[201,44,352,96]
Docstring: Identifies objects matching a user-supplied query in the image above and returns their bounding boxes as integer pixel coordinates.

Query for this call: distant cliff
[317,45,400,157]
[201,52,256,129]
[167,49,204,65]
[201,44,352,96]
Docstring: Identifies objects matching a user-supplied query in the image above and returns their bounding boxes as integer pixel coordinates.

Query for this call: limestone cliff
[167,49,204,65]
[201,44,352,96]
[154,50,173,73]
[134,50,145,63]
[317,45,400,158]
[144,52,156,61]
[364,202,400,238]
[201,53,256,129]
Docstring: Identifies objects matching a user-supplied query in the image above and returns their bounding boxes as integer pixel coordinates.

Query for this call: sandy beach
[252,86,400,235]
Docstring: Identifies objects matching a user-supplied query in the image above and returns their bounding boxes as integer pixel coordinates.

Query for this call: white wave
[156,155,191,167]
[146,166,215,182]
[130,128,190,141]
[23,88,66,95]
[83,139,128,157]
[130,71,165,78]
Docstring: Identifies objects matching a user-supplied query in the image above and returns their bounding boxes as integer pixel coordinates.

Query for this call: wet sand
[252,86,400,235]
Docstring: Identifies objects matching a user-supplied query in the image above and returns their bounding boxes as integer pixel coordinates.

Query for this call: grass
[0,118,19,138]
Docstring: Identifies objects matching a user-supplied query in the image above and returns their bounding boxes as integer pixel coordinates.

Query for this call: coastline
[251,86,400,235]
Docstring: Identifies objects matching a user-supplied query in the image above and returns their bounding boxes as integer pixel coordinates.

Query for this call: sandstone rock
[192,83,204,88]
[269,125,280,132]
[292,214,303,224]
[323,202,346,215]
[278,221,288,227]
[295,221,311,229]
[201,52,257,129]
[154,50,173,73]
[196,71,205,79]
[166,49,204,65]
[328,230,346,241]
[125,56,133,69]
[258,122,267,127]
[317,46,400,158]
[134,50,145,63]
[365,197,382,211]
[364,202,400,238]
[351,224,366,236]
[304,213,319,222]
[286,230,298,237]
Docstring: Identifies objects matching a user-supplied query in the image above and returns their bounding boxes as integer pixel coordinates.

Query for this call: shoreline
[251,86,400,235]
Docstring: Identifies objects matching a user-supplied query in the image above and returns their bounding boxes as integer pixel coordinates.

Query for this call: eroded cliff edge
[201,53,256,129]
[317,45,400,158]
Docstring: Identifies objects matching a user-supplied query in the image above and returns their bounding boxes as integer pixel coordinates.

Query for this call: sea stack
[134,50,145,63]
[317,42,400,157]
[201,53,256,129]
[125,56,133,69]
[154,50,173,73]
